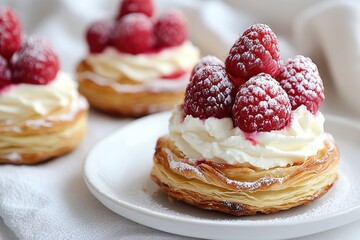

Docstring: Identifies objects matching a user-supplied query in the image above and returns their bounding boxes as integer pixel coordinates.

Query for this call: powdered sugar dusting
[0,152,21,162]
[164,148,204,177]
[155,9,187,47]
[12,35,59,85]
[184,65,237,119]
[191,55,223,76]
[0,56,11,88]
[113,13,153,54]
[25,119,53,129]
[119,13,153,36]
[232,73,291,132]
[277,55,324,114]
[25,97,88,129]
[225,23,280,79]
[78,71,189,93]
[86,19,115,53]
[0,8,22,59]
[251,172,356,224]
[225,175,286,191]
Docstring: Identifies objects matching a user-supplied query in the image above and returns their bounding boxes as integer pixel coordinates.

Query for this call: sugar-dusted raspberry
[117,0,154,19]
[86,19,115,53]
[184,65,237,119]
[12,36,60,85]
[276,55,324,114]
[0,55,11,89]
[225,24,281,83]
[232,73,291,133]
[112,13,154,54]
[154,9,187,48]
[191,55,223,78]
[0,8,22,60]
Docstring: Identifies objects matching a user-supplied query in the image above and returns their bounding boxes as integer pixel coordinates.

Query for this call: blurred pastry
[151,24,339,216]
[0,8,88,164]
[77,0,200,117]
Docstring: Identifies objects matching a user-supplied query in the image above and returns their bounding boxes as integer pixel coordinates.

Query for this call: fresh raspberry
[225,24,281,84]
[232,73,291,133]
[276,55,324,114]
[86,19,115,53]
[117,0,154,19]
[191,55,223,78]
[154,9,187,48]
[184,65,237,119]
[11,36,60,85]
[0,8,22,60]
[0,55,11,89]
[112,13,154,54]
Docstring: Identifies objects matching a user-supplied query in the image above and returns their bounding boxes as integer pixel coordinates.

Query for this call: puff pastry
[151,135,339,216]
[0,97,88,165]
[77,61,186,117]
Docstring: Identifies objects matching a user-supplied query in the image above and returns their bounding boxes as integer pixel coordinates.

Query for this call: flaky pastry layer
[151,135,339,216]
[76,60,185,117]
[0,98,88,165]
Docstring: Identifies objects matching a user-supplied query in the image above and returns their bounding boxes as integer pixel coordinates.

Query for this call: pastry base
[0,97,88,165]
[77,61,185,117]
[151,135,339,216]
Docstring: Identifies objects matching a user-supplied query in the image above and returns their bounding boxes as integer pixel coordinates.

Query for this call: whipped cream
[169,105,326,170]
[78,71,190,93]
[0,72,79,124]
[84,41,200,82]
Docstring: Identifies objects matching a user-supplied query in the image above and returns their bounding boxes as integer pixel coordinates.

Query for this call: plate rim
[82,112,360,236]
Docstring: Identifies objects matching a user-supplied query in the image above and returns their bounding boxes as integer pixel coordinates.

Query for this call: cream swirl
[0,72,79,124]
[169,105,325,170]
[85,41,200,82]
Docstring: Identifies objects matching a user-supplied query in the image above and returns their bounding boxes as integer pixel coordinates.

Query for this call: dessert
[151,24,339,216]
[0,8,88,165]
[77,0,200,117]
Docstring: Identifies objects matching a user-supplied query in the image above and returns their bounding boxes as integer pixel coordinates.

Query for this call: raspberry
[184,65,237,119]
[0,8,22,60]
[276,55,324,114]
[12,36,60,85]
[117,0,154,19]
[0,55,11,89]
[232,73,291,133]
[86,19,115,53]
[191,55,223,78]
[225,24,281,83]
[154,9,187,48]
[112,13,154,54]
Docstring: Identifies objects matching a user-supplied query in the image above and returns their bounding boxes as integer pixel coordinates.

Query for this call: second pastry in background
[0,7,88,165]
[77,0,200,117]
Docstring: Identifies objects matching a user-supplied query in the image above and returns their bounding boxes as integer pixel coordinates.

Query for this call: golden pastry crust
[76,60,185,117]
[0,98,88,165]
[151,135,339,216]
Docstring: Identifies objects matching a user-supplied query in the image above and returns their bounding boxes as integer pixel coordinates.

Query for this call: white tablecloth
[1,0,360,239]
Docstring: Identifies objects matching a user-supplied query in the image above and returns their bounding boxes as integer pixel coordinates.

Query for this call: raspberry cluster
[0,8,60,90]
[185,24,325,133]
[86,0,188,55]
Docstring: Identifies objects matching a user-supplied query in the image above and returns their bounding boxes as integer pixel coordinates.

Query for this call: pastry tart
[0,8,88,164]
[151,24,339,216]
[152,135,339,216]
[77,0,199,117]
[77,59,191,117]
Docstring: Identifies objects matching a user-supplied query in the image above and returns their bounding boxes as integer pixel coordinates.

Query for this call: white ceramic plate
[83,112,360,240]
